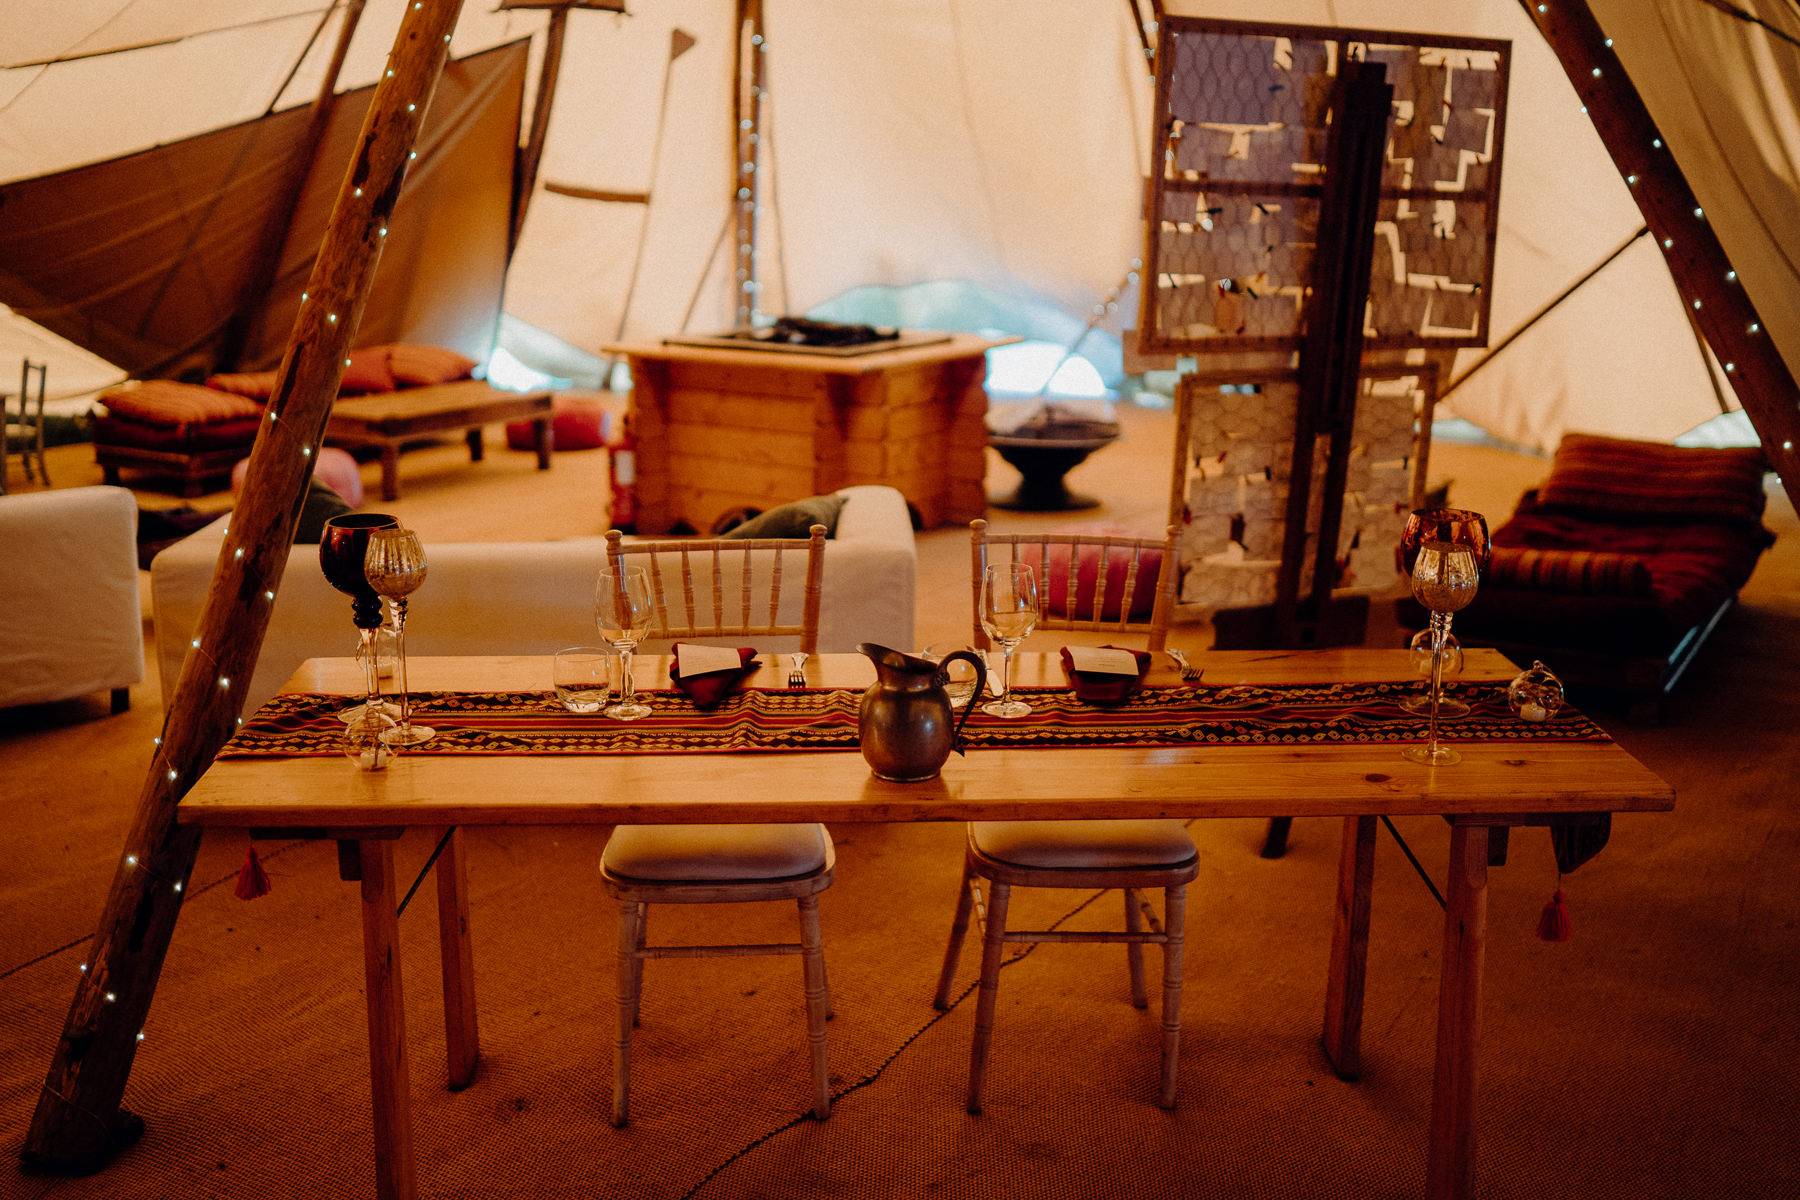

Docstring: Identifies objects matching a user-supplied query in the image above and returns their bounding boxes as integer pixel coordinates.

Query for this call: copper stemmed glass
[364,526,433,746]
[320,512,401,724]
[1399,508,1489,766]
[1398,508,1491,719]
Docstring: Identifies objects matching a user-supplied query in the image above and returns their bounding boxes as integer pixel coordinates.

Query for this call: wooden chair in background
[597,525,833,1126]
[3,359,50,491]
[937,519,1199,1111]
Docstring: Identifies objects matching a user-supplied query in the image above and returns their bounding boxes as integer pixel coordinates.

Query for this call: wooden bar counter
[604,334,1002,533]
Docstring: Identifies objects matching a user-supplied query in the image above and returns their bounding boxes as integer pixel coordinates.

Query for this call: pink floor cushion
[231,444,365,507]
[1018,524,1164,621]
[507,396,609,452]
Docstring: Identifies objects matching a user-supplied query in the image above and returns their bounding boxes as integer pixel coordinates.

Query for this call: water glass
[554,647,611,714]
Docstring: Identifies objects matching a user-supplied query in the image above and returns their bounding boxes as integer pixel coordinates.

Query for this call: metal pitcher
[855,642,988,782]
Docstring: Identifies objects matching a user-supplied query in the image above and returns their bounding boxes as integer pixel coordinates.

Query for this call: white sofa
[0,486,144,712]
[150,484,916,715]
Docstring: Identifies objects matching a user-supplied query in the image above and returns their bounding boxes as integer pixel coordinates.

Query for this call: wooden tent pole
[23,0,466,1171]
[216,0,370,371]
[511,5,569,255]
[1527,0,1800,505]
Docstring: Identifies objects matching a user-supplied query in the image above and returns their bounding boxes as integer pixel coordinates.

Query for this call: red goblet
[321,513,400,722]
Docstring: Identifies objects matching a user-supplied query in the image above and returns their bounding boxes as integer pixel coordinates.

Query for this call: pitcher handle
[936,650,988,756]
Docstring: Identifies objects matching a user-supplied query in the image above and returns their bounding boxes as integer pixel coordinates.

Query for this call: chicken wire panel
[1171,363,1436,608]
[1140,17,1509,356]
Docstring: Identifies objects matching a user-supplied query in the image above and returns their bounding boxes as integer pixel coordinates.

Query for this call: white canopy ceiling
[2,0,1795,456]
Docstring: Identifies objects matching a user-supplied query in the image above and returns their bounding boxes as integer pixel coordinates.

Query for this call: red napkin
[1058,645,1151,705]
[668,643,759,708]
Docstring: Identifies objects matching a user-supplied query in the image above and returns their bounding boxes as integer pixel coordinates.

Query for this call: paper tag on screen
[678,645,746,675]
[1068,647,1140,675]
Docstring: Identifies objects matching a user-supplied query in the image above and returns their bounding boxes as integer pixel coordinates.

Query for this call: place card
[1067,646,1142,676]
[678,644,750,676]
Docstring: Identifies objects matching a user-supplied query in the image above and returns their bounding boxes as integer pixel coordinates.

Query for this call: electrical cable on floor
[395,828,456,918]
[676,885,1115,1200]
[1381,815,1446,910]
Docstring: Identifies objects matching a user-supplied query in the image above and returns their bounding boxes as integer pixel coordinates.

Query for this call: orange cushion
[381,343,478,387]
[99,379,263,429]
[206,370,281,399]
[339,347,398,394]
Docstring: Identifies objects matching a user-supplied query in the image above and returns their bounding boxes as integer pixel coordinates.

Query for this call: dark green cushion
[719,493,845,540]
[293,478,356,543]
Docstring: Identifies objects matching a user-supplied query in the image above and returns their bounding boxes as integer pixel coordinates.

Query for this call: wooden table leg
[1426,822,1489,1200]
[1323,814,1376,1079]
[532,417,553,470]
[356,838,417,1200]
[435,828,479,1091]
[379,447,401,502]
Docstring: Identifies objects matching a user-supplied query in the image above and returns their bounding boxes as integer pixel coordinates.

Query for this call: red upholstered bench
[93,344,480,498]
[1400,433,1775,720]
[95,380,265,498]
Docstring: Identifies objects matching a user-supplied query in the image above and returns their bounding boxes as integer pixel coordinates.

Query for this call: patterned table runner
[218,681,1609,757]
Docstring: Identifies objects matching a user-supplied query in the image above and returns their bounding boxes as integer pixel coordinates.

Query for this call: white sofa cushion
[0,486,144,709]
[151,484,915,715]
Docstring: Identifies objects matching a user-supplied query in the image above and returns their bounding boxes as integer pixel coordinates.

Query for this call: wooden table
[178,650,1673,1200]
[324,380,554,500]
[603,334,1002,533]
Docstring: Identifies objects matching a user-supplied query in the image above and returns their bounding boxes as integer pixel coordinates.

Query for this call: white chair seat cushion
[603,823,831,882]
[971,819,1196,870]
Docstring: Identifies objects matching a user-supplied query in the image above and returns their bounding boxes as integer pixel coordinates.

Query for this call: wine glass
[1403,538,1483,766]
[364,527,433,746]
[979,562,1039,719]
[595,564,655,721]
[1397,508,1490,719]
[320,512,400,724]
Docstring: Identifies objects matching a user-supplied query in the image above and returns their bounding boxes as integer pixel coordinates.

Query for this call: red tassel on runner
[234,843,271,900]
[1536,889,1571,942]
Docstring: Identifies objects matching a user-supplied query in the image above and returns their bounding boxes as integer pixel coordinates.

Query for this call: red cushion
[338,347,398,394]
[1537,433,1769,526]
[206,370,281,399]
[507,397,608,451]
[382,343,478,387]
[1015,536,1165,622]
[99,379,264,430]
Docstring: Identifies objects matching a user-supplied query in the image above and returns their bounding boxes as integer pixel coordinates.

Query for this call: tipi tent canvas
[2,0,1797,469]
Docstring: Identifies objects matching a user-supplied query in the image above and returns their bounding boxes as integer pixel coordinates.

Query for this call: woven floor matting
[218,681,1609,757]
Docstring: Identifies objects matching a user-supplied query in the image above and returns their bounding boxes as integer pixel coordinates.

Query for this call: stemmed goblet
[1399,508,1488,767]
[980,562,1039,719]
[1398,508,1491,720]
[320,513,401,725]
[364,526,433,746]
[595,564,655,721]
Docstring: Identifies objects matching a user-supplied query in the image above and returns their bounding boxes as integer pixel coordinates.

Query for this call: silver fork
[1165,647,1202,682]
[788,651,809,687]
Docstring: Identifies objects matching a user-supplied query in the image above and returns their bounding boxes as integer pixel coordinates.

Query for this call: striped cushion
[1537,433,1768,526]
[99,379,263,428]
[382,343,478,387]
[1484,547,1653,598]
[206,370,281,399]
